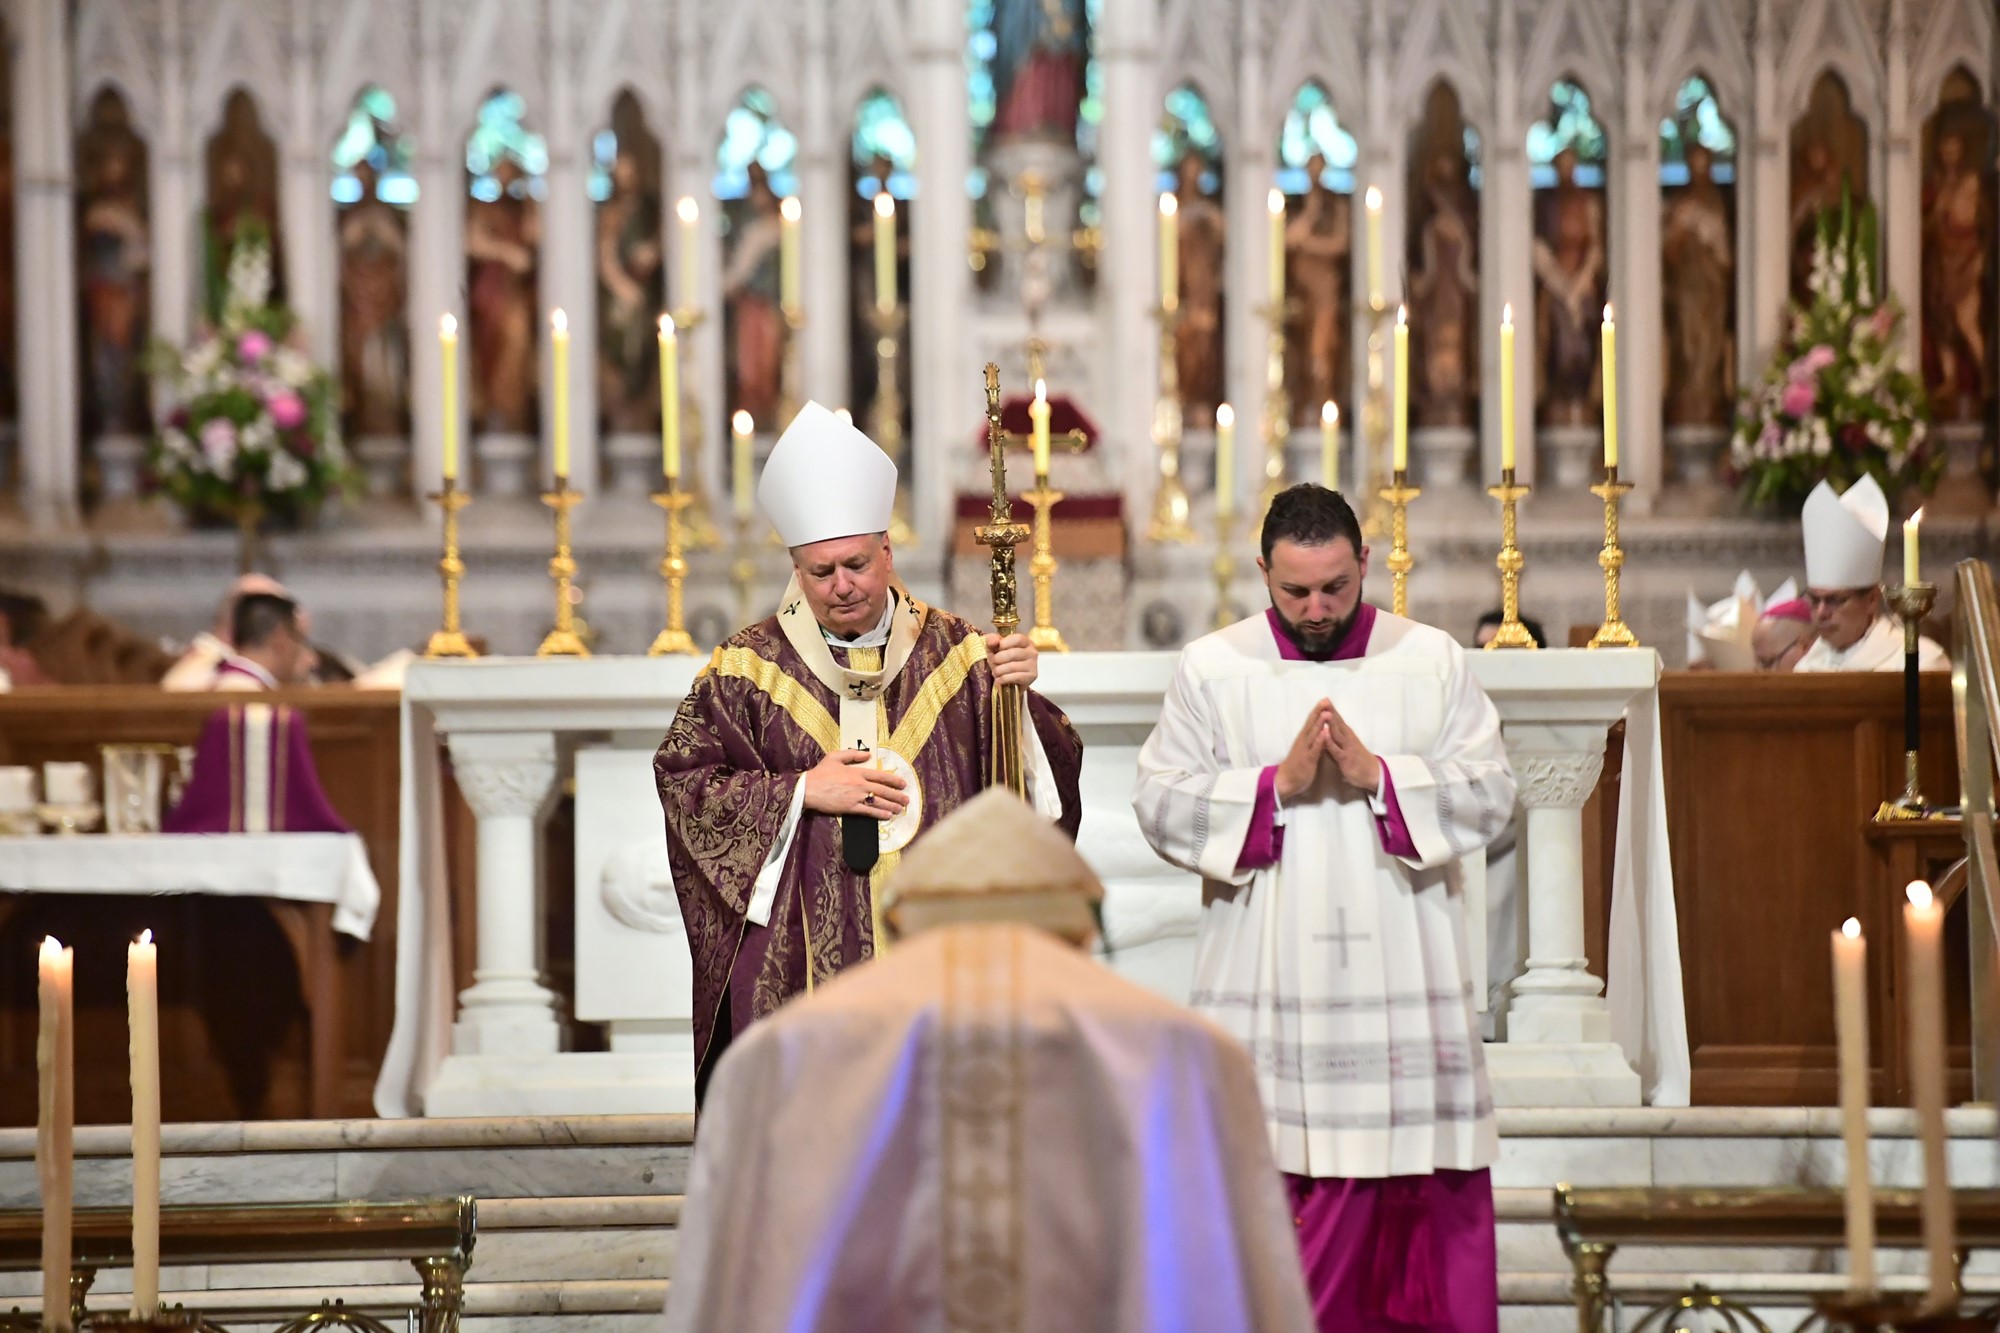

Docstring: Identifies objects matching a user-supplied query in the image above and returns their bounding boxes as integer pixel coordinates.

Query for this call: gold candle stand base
[84,1310,207,1333]
[1586,469,1640,649]
[535,480,591,658]
[1378,470,1420,618]
[423,485,480,659]
[648,485,698,657]
[1485,470,1537,650]
[1023,479,1069,652]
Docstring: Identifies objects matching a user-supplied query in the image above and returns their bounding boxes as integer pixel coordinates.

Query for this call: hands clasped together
[1273,698,1382,803]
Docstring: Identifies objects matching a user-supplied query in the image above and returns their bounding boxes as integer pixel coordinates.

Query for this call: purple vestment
[163,704,351,834]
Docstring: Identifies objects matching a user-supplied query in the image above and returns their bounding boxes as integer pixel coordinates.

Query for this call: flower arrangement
[146,222,352,545]
[1730,189,1935,510]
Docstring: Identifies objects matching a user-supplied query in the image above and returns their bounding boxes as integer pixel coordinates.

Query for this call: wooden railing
[0,1197,475,1333]
[1954,558,2000,1099]
[1556,1185,2000,1331]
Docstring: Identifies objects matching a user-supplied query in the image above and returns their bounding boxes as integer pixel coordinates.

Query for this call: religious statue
[1923,128,1989,421]
[337,161,409,439]
[1174,153,1226,425]
[1532,148,1606,426]
[1662,143,1735,427]
[77,95,151,437]
[1283,154,1349,426]
[1408,148,1478,427]
[989,0,1090,141]
[596,147,664,434]
[722,162,784,428]
[465,158,540,434]
[202,92,282,322]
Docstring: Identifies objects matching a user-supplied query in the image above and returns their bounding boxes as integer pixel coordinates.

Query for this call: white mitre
[755,400,897,548]
[880,788,1102,947]
[1803,475,1889,589]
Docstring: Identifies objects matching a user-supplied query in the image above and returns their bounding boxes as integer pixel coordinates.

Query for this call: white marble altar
[379,646,1685,1118]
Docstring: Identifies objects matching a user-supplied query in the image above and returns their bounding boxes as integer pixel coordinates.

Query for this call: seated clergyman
[1793,476,1947,672]
[664,789,1317,1333]
[653,401,1082,1103]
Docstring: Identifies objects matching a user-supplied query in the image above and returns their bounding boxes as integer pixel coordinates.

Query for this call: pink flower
[268,393,307,430]
[1788,345,1836,381]
[1781,380,1817,417]
[200,417,238,469]
[1871,306,1895,340]
[237,330,273,363]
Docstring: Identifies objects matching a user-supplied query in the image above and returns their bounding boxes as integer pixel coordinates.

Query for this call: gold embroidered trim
[706,646,841,755]
[847,647,883,673]
[890,633,988,760]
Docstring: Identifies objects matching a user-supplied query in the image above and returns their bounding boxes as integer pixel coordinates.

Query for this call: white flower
[199,417,239,473]
[270,348,311,386]
[240,417,277,455]
[225,240,273,315]
[267,450,308,492]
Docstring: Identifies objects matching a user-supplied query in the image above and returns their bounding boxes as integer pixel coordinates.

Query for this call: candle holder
[1586,466,1641,649]
[1877,580,1940,820]
[535,477,590,658]
[1024,470,1068,652]
[1378,468,1421,617]
[669,306,723,550]
[423,481,480,659]
[1360,297,1394,539]
[85,1310,207,1333]
[1255,303,1293,525]
[1485,469,1538,650]
[731,515,757,629]
[865,301,916,546]
[1809,1292,1987,1330]
[1147,304,1196,543]
[647,480,698,657]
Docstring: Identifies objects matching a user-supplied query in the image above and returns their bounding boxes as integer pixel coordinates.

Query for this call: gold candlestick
[1877,580,1939,820]
[1379,468,1420,617]
[1147,304,1196,542]
[648,479,697,657]
[670,306,722,549]
[866,301,916,545]
[1485,469,1537,650]
[535,476,590,658]
[1024,471,1068,652]
[1360,297,1393,539]
[423,482,480,659]
[1586,466,1640,649]
[1256,304,1292,524]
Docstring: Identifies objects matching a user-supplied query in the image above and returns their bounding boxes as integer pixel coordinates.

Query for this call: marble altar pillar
[1097,0,1161,529]
[1618,25,1663,512]
[407,13,461,505]
[797,10,846,411]
[12,0,80,527]
[1747,16,1787,367]
[280,15,333,374]
[1882,9,1921,347]
[908,0,971,549]
[543,15,598,492]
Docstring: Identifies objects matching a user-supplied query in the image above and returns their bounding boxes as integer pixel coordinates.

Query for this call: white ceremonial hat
[1802,475,1889,589]
[756,401,898,548]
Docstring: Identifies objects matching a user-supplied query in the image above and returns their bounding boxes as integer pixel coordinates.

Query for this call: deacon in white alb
[1133,484,1515,1333]
[1793,475,1948,673]
[654,402,1082,1104]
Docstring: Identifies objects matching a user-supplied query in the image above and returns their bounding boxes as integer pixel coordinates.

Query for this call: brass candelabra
[1256,303,1292,524]
[1024,470,1068,652]
[1378,469,1421,617]
[423,481,480,659]
[669,306,722,549]
[1360,297,1393,538]
[535,477,590,658]
[647,478,697,657]
[866,301,916,545]
[1586,466,1640,649]
[1877,580,1940,820]
[1147,303,1195,542]
[1485,469,1537,649]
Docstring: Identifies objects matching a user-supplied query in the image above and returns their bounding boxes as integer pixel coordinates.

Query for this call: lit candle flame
[40,935,62,963]
[439,313,457,338]
[550,308,568,335]
[732,409,754,436]
[1215,402,1234,429]
[1034,378,1047,404]
[1322,401,1339,426]
[1267,188,1284,216]
[1603,303,1615,326]
[1364,185,1383,211]
[1502,302,1513,327]
[1158,193,1178,218]
[1842,917,1861,939]
[1911,507,1925,529]
[781,196,802,223]
[658,314,674,340]
[1397,304,1408,327]
[1907,880,1934,911]
[138,928,153,946]
[676,196,699,225]
[834,407,852,426]
[874,193,894,219]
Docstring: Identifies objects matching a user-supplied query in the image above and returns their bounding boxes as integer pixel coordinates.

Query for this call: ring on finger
[863,793,876,806]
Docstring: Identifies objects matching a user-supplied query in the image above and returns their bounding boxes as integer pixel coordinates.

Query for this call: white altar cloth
[378,649,1688,1116]
[0,833,380,939]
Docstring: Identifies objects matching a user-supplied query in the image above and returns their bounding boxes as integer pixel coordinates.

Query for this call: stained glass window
[1276,83,1360,194]
[713,88,798,200]
[330,87,417,206]
[1659,75,1738,185]
[1526,79,1606,188]
[852,89,918,200]
[466,90,547,201]
[1153,84,1222,194]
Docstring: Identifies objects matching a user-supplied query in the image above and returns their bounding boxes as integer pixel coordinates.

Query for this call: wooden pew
[1658,671,1970,1105]
[0,688,401,1124]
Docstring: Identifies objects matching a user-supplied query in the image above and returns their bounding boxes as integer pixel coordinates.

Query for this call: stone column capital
[447,732,558,820]
[1513,750,1607,809]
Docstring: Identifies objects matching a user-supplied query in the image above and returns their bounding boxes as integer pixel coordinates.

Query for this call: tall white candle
[1364,185,1385,308]
[780,196,802,314]
[1030,379,1051,478]
[0,766,34,811]
[1393,306,1410,474]
[1832,917,1875,1295]
[676,197,700,312]
[1214,403,1235,521]
[1601,304,1619,471]
[439,315,460,483]
[1321,401,1340,493]
[732,410,755,522]
[129,930,160,1314]
[1905,509,1923,585]
[1500,304,1517,474]
[1267,188,1287,309]
[1905,880,1955,1312]
[1158,194,1179,311]
[38,936,73,1333]
[873,193,897,315]
[659,316,680,480]
[549,308,571,480]
[43,763,91,806]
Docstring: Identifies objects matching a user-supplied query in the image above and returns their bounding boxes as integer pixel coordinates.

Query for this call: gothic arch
[1648,0,1754,121]
[581,3,672,135]
[1912,0,1995,118]
[830,0,912,122]
[318,0,419,146]
[187,0,290,146]
[1517,0,1621,130]
[1391,0,1494,145]
[1263,3,1366,142]
[72,0,159,130]
[1776,0,1883,128]
[449,0,549,142]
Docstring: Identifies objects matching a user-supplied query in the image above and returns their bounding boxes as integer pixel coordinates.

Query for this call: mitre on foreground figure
[653,402,1082,1101]
[663,788,1316,1333]
[1793,474,1947,673]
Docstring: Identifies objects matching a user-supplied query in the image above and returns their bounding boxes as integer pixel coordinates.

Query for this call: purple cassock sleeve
[1235,764,1418,869]
[162,706,351,834]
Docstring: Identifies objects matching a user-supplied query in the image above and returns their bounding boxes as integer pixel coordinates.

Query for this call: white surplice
[1794,615,1949,673]
[1132,609,1515,1180]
